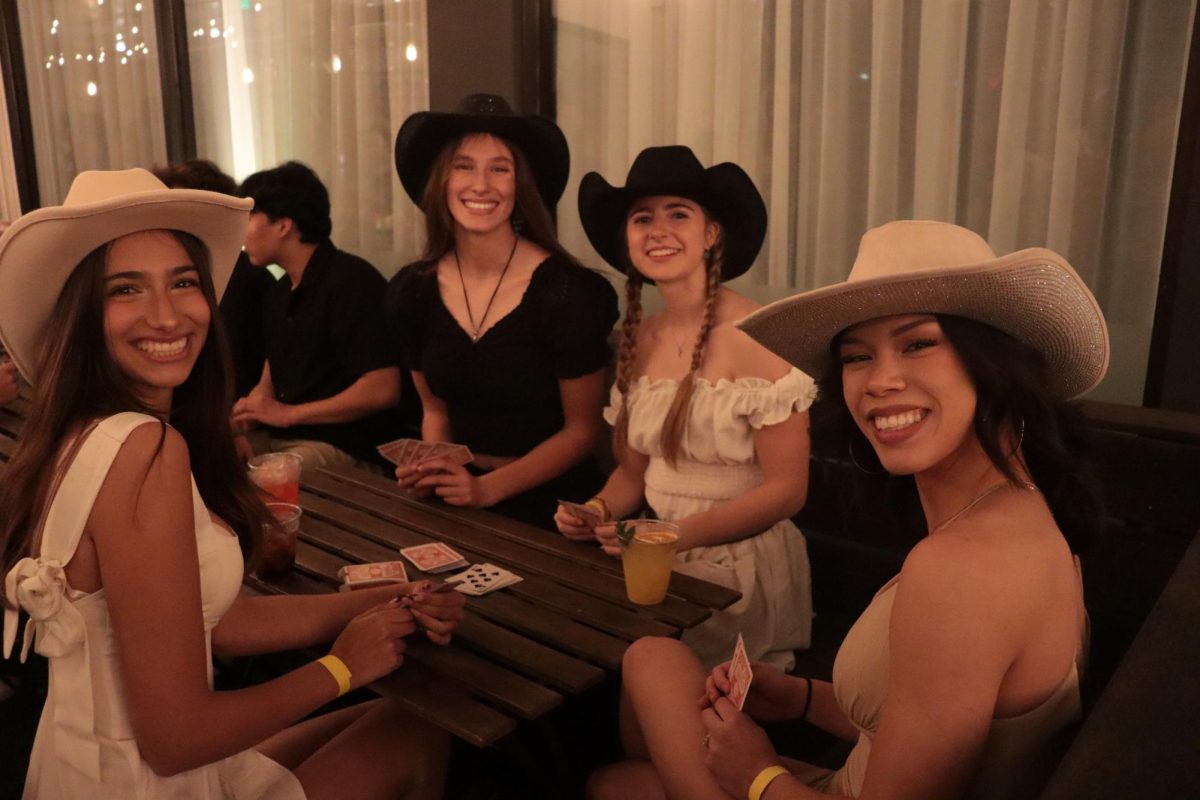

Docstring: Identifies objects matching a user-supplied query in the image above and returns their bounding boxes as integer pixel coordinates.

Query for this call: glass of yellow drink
[619,519,680,605]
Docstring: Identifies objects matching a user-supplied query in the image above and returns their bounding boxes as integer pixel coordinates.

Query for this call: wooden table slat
[369,659,517,748]
[452,615,606,694]
[403,638,563,720]
[319,464,742,611]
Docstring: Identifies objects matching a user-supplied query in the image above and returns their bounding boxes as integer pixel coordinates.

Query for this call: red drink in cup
[248,452,302,505]
[259,502,302,576]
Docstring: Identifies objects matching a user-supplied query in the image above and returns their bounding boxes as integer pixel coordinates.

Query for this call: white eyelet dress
[2,413,305,799]
[605,368,817,670]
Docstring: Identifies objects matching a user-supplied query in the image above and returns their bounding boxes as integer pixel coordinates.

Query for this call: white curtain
[16,0,168,205]
[0,65,22,221]
[185,0,429,274]
[555,0,1196,404]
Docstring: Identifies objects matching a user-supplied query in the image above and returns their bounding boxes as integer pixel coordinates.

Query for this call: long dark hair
[418,133,578,267]
[813,314,1102,554]
[0,230,270,591]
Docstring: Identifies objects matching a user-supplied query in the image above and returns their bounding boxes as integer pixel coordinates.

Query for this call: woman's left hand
[701,696,782,799]
[401,581,467,645]
[413,458,497,508]
[592,522,622,558]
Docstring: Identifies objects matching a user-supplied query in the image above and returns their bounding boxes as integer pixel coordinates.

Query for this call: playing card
[376,438,419,466]
[558,499,601,527]
[399,542,468,573]
[726,633,753,710]
[446,563,523,595]
[337,560,409,591]
[421,442,473,467]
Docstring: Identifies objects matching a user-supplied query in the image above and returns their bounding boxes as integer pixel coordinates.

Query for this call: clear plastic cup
[259,502,302,576]
[619,519,680,605]
[248,452,302,505]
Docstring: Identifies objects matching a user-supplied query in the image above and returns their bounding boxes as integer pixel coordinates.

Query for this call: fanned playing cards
[446,563,523,596]
[377,438,473,468]
[399,542,468,573]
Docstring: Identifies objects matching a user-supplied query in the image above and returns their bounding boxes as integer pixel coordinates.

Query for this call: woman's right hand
[328,598,417,689]
[554,504,597,542]
[395,463,434,498]
[700,660,806,722]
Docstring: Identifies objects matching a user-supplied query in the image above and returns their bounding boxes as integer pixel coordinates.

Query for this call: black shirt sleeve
[384,262,434,371]
[328,257,393,379]
[536,260,619,380]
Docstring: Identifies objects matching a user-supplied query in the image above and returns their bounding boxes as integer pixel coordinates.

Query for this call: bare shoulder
[898,493,1067,615]
[707,325,794,383]
[95,422,192,508]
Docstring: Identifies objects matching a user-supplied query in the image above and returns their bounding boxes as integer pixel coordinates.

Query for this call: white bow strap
[4,556,102,781]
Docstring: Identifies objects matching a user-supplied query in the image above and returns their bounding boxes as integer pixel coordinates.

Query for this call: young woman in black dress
[385,95,618,529]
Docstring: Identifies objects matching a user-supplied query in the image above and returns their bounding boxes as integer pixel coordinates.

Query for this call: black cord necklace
[454,235,519,342]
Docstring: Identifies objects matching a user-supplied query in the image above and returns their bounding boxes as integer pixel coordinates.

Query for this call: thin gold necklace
[454,235,519,343]
[929,479,1036,534]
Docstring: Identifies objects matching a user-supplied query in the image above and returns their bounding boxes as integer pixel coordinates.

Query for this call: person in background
[152,159,277,399]
[233,161,402,476]
[0,168,463,799]
[386,94,618,529]
[591,220,1106,800]
[560,146,815,669]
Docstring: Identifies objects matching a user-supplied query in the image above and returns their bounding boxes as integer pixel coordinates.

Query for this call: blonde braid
[660,250,722,467]
[612,271,644,462]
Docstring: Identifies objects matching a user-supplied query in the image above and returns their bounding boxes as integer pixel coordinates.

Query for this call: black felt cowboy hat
[577,145,768,281]
[394,93,570,208]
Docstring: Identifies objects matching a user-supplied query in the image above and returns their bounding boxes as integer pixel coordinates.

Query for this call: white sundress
[604,367,817,670]
[2,412,304,799]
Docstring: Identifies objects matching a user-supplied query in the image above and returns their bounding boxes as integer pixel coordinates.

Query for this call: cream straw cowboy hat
[0,168,252,383]
[737,220,1110,398]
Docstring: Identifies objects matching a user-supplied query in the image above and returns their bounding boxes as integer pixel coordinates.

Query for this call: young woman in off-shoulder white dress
[556,146,814,670]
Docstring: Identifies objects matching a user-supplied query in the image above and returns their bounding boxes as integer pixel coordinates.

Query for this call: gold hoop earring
[848,437,885,475]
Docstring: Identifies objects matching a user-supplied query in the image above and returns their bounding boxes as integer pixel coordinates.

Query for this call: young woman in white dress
[557,146,815,670]
[0,169,465,799]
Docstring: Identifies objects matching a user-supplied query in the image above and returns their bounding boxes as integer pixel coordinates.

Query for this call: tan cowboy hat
[0,168,252,383]
[737,220,1110,398]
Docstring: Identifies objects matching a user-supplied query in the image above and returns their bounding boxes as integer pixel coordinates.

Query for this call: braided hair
[612,232,725,468]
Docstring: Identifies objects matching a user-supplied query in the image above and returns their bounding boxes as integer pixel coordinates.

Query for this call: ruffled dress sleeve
[535,258,619,379]
[735,367,818,429]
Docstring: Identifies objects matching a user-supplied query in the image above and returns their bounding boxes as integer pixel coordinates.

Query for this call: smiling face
[624,195,719,284]
[444,133,517,237]
[103,230,211,412]
[837,314,979,477]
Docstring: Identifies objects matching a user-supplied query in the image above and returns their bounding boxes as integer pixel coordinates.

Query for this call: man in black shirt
[232,161,401,474]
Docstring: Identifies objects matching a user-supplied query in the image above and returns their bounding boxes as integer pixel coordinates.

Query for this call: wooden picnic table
[0,396,741,749]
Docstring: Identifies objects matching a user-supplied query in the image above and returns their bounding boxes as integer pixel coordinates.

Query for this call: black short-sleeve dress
[385,253,619,529]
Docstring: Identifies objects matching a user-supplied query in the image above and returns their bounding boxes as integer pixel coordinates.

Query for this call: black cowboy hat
[394,94,570,208]
[577,145,767,281]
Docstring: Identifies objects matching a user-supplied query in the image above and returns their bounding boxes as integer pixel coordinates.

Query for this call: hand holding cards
[558,499,602,528]
[378,438,473,469]
[726,634,753,710]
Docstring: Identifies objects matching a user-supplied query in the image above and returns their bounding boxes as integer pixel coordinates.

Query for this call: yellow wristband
[585,496,611,521]
[316,654,352,697]
[748,765,790,800]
